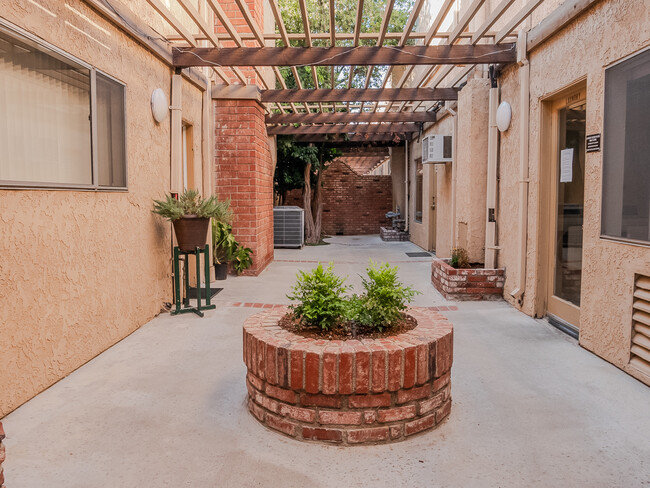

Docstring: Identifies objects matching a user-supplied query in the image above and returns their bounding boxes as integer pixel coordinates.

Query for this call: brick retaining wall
[243,307,453,445]
[285,160,392,235]
[431,258,505,300]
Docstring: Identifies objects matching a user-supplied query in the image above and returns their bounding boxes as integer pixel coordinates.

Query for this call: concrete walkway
[3,236,650,487]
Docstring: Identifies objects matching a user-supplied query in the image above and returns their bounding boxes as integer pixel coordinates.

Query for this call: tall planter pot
[214,262,228,280]
[172,215,210,252]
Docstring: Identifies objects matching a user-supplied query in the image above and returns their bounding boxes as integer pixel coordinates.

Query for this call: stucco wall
[496,0,650,383]
[0,1,207,416]
[455,78,490,263]
[429,115,454,259]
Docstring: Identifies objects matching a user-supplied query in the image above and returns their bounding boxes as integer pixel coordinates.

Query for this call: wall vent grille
[630,274,650,377]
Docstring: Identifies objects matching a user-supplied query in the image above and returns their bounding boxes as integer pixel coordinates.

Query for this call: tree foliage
[276,0,414,90]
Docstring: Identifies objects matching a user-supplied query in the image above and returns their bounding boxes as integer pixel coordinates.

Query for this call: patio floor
[3,236,650,487]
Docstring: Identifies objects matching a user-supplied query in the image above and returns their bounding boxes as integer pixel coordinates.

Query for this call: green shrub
[450,247,470,269]
[212,221,238,264]
[152,189,232,222]
[232,245,253,274]
[351,261,419,330]
[287,263,348,330]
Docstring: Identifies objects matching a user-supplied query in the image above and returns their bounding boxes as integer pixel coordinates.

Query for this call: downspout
[447,104,458,253]
[485,66,499,268]
[510,29,530,304]
[170,69,183,194]
[404,139,409,232]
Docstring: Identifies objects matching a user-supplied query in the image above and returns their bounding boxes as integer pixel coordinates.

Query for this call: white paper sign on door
[560,148,574,183]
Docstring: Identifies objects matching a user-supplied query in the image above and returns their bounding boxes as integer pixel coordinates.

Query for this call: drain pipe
[485,66,499,269]
[447,104,458,253]
[510,29,530,304]
[404,139,409,232]
[170,69,183,194]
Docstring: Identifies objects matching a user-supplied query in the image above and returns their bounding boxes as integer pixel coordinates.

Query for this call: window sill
[600,235,650,249]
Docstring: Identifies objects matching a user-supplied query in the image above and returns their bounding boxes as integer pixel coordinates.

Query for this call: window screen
[0,24,127,189]
[601,48,650,243]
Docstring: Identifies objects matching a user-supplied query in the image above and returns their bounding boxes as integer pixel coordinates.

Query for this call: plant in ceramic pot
[212,220,237,280]
[152,189,232,252]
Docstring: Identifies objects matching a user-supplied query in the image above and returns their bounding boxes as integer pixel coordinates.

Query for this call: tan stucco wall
[455,78,490,263]
[495,0,650,383]
[428,115,454,259]
[0,0,207,416]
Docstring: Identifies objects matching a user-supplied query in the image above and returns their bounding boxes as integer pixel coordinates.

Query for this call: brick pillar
[214,100,274,275]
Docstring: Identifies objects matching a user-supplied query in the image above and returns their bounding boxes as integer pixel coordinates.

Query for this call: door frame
[537,79,587,327]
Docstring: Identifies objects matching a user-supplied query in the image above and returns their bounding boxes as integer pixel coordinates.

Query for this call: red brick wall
[286,160,393,236]
[214,100,274,275]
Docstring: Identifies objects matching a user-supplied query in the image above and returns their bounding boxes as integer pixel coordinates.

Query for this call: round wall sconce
[151,88,169,124]
[496,101,512,132]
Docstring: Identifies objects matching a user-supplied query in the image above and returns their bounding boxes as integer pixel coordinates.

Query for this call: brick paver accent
[243,307,453,445]
[431,258,505,300]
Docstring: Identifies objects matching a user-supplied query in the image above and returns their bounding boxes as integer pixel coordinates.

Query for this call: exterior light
[496,101,512,132]
[151,88,169,124]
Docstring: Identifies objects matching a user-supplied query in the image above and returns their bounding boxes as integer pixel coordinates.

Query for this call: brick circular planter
[243,307,453,445]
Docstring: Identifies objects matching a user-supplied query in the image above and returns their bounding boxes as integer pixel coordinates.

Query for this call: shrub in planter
[244,261,453,445]
[449,247,470,269]
[286,261,419,336]
[152,189,232,252]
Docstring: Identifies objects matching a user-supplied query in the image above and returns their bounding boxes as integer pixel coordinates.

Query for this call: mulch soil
[277,312,418,340]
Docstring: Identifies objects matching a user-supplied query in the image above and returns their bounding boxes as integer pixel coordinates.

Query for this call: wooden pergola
[141,0,548,160]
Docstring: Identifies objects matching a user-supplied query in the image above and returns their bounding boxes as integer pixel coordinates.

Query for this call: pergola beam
[267,123,420,135]
[172,44,517,67]
[266,111,436,124]
[261,87,458,103]
[293,133,411,143]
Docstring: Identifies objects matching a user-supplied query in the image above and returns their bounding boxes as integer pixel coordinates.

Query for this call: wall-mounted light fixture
[151,88,169,124]
[496,101,512,132]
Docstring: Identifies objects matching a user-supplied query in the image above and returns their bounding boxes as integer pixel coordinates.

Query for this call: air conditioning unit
[422,135,453,163]
[274,206,304,248]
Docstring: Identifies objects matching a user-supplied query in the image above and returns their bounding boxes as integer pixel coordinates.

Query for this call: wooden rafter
[261,87,458,103]
[173,44,517,67]
[266,111,436,124]
[267,122,420,135]
[165,31,511,42]
[293,133,410,143]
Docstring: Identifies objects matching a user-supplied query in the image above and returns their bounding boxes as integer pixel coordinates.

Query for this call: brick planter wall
[380,226,410,241]
[0,422,5,487]
[243,307,453,445]
[285,160,393,236]
[431,258,505,300]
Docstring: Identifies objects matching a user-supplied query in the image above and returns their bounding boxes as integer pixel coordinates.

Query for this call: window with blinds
[0,23,126,189]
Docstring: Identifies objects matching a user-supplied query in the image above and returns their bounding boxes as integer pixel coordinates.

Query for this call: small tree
[275,136,340,243]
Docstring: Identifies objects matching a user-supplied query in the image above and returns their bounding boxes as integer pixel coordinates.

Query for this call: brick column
[214,100,274,275]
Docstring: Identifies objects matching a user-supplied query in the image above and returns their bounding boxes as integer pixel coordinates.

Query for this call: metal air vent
[274,206,304,248]
[630,274,650,377]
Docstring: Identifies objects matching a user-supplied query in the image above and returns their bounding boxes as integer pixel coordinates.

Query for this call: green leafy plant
[152,189,232,222]
[450,247,470,269]
[350,261,419,330]
[287,263,349,330]
[232,245,253,274]
[212,220,238,264]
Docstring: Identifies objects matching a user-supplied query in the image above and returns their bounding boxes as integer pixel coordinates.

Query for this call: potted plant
[212,220,237,280]
[242,261,454,445]
[152,189,232,252]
